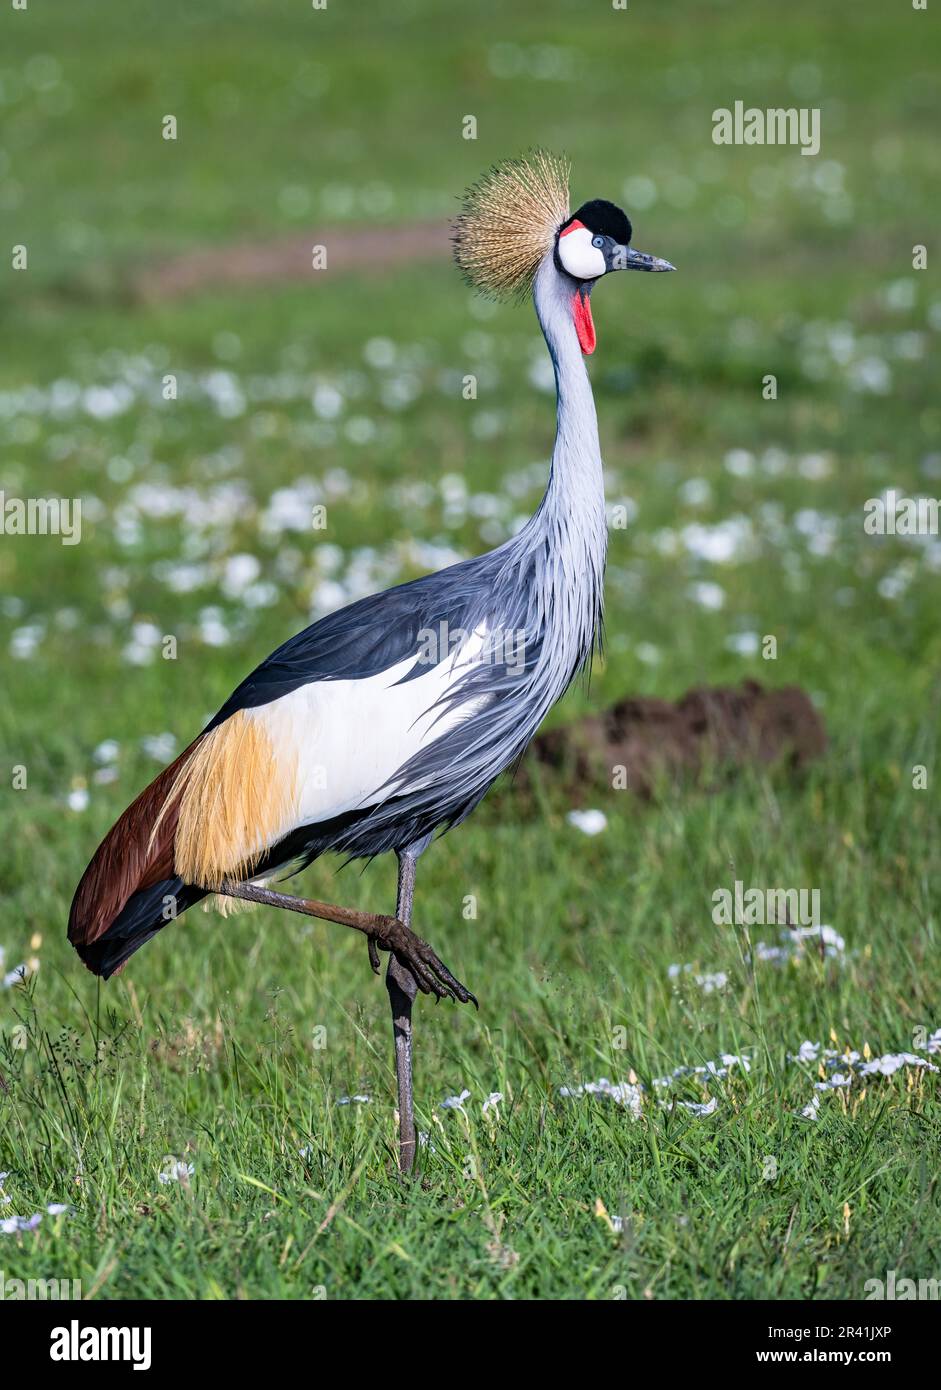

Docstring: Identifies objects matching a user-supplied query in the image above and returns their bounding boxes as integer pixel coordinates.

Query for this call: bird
[68,151,674,1174]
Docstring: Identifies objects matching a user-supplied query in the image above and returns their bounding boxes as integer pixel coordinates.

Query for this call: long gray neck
[533,252,603,504]
[521,253,608,666]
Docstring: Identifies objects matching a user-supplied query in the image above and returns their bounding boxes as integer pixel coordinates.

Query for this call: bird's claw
[372,916,478,1008]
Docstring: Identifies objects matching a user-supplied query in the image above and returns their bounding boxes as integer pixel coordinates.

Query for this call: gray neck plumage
[522,251,608,669]
[534,252,603,499]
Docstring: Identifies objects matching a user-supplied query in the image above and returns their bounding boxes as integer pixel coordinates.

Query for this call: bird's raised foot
[370,915,478,1008]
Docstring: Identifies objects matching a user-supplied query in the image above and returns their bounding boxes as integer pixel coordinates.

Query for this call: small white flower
[725,630,760,657]
[800,1096,821,1121]
[158,1158,194,1185]
[815,1072,851,1090]
[724,448,755,477]
[677,1097,718,1117]
[719,1054,751,1074]
[482,1092,504,1117]
[566,808,607,836]
[670,964,728,994]
[559,1078,644,1119]
[688,580,726,611]
[821,924,845,950]
[860,1053,937,1077]
[46,1203,69,1216]
[10,625,44,660]
[336,1094,371,1105]
[1,1213,42,1234]
[680,477,711,506]
[141,732,177,762]
[753,942,788,964]
[221,553,262,598]
[681,517,753,563]
[634,642,661,666]
[440,1088,471,1111]
[198,609,232,647]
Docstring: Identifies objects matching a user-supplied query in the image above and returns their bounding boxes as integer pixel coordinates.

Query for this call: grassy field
[1,0,940,1299]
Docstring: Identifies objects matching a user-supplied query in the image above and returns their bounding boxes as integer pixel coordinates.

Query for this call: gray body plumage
[230,249,608,874]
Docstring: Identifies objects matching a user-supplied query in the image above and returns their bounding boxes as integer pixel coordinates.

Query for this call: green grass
[1,0,940,1299]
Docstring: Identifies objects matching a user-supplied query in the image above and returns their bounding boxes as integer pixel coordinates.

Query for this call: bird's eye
[592,235,605,249]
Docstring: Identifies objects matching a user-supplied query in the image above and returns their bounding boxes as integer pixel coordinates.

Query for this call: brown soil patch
[134,220,450,303]
[522,680,827,801]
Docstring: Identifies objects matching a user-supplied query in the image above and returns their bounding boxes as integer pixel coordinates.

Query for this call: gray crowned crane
[69,152,674,1173]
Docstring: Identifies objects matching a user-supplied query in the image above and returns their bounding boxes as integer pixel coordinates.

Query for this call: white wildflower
[566,808,607,836]
[559,1078,644,1120]
[440,1089,471,1111]
[158,1158,194,1185]
[676,1097,718,1117]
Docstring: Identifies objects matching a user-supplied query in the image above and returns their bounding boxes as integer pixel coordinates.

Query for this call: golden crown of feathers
[451,150,571,300]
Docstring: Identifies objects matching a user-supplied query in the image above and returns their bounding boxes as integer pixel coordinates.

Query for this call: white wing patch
[249,625,490,840]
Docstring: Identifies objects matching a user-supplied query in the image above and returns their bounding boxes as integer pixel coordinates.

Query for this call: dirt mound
[522,680,827,800]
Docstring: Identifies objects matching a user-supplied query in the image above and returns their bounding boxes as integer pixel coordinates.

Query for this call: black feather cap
[563,199,633,245]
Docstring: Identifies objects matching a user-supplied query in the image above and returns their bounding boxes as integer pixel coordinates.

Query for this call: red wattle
[572,292,596,355]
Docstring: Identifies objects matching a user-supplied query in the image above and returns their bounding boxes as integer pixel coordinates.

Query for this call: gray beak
[615,245,676,273]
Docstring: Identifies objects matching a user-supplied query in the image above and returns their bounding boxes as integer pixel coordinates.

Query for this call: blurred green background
[1,1,940,1300]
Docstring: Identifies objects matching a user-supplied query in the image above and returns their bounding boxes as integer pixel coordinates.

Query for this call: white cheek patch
[558,226,606,280]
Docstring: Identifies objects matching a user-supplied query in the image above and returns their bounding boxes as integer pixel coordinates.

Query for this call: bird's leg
[216,880,477,1006]
[387,850,420,1175]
